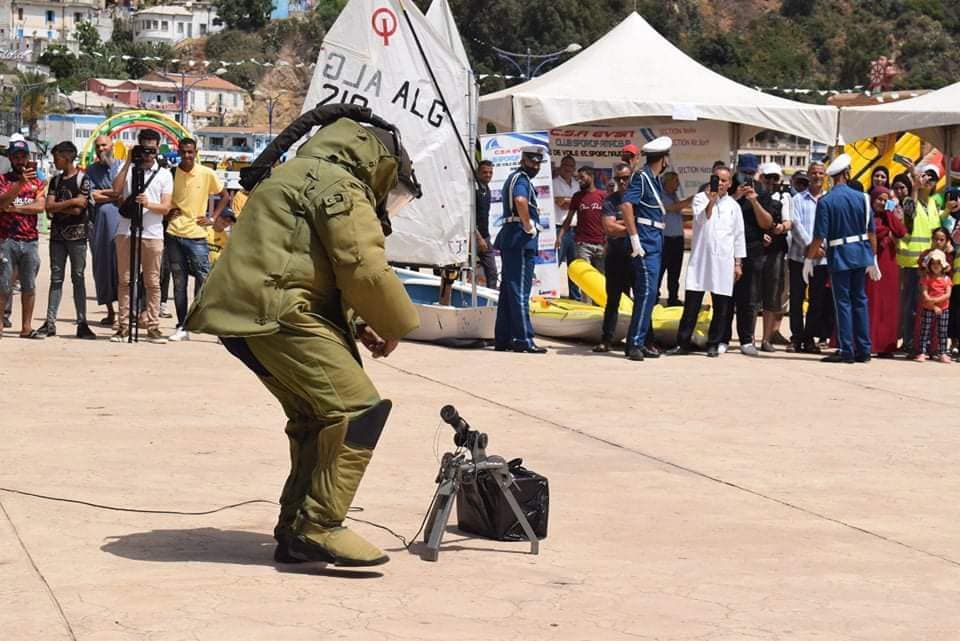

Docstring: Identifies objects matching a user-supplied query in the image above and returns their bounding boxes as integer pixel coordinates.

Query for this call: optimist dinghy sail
[302,0,474,267]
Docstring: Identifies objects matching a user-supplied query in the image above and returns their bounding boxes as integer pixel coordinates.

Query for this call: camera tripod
[421,405,539,562]
[126,162,146,343]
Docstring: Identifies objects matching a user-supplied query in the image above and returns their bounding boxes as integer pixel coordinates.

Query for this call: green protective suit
[184,117,420,565]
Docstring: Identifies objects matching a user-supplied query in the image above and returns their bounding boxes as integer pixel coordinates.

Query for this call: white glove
[867,257,882,282]
[629,234,644,258]
[524,223,537,236]
[802,258,814,284]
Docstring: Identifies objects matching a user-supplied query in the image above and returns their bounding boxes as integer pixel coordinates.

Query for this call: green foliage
[212,0,273,31]
[205,30,272,91]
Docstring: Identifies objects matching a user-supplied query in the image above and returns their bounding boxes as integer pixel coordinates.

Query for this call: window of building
[210,137,224,148]
[187,23,192,37]
[177,23,183,33]
[161,21,168,31]
[74,13,83,24]
[17,8,23,21]
[213,18,222,26]
[231,137,245,147]
[772,154,787,166]
[46,10,55,23]
[199,23,207,35]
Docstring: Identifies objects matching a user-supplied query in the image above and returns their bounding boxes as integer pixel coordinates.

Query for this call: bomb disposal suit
[184,105,421,566]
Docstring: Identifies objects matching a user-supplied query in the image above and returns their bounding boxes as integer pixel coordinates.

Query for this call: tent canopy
[838,83,960,152]
[480,12,838,144]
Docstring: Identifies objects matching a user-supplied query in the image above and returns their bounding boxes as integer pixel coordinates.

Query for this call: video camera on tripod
[421,405,549,562]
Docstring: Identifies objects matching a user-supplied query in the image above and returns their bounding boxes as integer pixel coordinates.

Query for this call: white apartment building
[132,2,223,46]
[1,0,112,57]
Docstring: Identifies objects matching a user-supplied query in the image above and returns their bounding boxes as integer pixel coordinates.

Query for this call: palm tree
[15,71,57,137]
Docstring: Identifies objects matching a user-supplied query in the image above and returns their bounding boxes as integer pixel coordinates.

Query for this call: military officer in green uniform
[184,105,422,567]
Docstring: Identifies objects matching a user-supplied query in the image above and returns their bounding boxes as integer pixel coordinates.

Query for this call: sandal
[21,329,46,339]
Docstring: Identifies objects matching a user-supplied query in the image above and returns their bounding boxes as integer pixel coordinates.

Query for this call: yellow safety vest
[953,249,960,286]
[897,199,941,268]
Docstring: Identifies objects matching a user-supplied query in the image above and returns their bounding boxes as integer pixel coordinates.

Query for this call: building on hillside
[738,131,828,175]
[131,2,223,46]
[141,71,247,128]
[54,89,131,115]
[271,0,315,20]
[37,112,117,153]
[193,125,275,167]
[0,0,113,59]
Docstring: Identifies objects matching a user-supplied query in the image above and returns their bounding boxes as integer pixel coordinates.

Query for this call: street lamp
[177,67,228,127]
[489,42,582,80]
[253,89,286,137]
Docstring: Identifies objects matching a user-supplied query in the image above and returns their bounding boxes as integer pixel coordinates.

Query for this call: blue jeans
[0,238,41,295]
[46,239,88,325]
[165,234,210,327]
[831,267,871,358]
[557,226,581,300]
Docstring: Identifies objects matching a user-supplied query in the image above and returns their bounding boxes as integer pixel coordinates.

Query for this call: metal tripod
[422,406,539,562]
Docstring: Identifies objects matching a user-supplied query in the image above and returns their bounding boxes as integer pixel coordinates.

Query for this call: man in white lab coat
[665,165,746,357]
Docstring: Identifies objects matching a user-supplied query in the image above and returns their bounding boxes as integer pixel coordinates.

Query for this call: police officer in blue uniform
[620,136,672,361]
[493,146,548,353]
[804,153,880,363]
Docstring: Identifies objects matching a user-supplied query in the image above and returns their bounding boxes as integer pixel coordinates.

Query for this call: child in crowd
[915,249,952,363]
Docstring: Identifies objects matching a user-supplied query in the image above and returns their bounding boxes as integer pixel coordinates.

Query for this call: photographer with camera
[722,154,777,357]
[110,130,173,344]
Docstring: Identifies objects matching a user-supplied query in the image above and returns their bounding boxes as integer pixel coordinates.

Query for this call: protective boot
[285,400,393,566]
[273,419,320,563]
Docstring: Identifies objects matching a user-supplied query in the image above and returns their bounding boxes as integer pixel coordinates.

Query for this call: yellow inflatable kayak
[845,133,945,191]
[567,258,633,314]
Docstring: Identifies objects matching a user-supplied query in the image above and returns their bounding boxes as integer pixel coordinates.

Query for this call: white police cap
[521,145,546,160]
[917,163,940,179]
[758,162,782,176]
[825,153,852,177]
[642,136,672,154]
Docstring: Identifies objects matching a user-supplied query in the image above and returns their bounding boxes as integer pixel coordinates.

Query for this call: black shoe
[516,344,547,354]
[2,318,10,328]
[99,314,115,327]
[876,351,895,359]
[592,342,611,353]
[771,330,790,346]
[641,345,661,359]
[493,344,510,352]
[626,348,644,361]
[706,345,719,358]
[821,352,855,364]
[665,346,690,356]
[36,321,56,337]
[802,341,821,354]
[76,323,97,340]
[273,530,307,564]
[855,354,871,363]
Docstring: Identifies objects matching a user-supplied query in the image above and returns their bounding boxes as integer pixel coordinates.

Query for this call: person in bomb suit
[184,105,422,566]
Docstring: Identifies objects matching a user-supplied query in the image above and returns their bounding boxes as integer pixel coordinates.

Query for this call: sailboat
[303,0,494,343]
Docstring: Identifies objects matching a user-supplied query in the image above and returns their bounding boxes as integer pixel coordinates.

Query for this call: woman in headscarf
[866,185,908,356]
[871,165,890,191]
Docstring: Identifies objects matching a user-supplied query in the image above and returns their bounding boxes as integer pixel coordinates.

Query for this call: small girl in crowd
[916,249,953,363]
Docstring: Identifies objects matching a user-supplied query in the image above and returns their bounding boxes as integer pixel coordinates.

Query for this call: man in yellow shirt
[166,137,228,341]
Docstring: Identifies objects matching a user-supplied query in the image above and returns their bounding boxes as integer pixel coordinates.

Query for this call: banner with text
[479,130,560,297]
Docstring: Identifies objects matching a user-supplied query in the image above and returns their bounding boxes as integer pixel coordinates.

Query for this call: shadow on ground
[101,528,383,578]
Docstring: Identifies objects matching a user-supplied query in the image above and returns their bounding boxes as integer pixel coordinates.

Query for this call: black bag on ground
[456,458,549,541]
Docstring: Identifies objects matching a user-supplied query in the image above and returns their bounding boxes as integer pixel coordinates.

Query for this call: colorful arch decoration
[80,110,194,167]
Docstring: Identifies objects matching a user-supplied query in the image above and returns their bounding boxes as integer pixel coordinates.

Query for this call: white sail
[302,0,473,266]
[425,0,470,68]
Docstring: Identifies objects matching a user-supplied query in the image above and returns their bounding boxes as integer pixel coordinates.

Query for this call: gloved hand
[524,223,537,236]
[630,234,644,258]
[867,257,882,281]
[802,258,814,284]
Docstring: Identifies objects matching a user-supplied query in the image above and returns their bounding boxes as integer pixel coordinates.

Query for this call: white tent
[839,84,960,152]
[480,12,838,145]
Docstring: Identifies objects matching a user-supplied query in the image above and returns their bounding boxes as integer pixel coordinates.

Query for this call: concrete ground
[2,243,959,641]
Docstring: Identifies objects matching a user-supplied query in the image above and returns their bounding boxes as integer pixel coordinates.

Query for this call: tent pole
[729,123,740,166]
[944,126,953,190]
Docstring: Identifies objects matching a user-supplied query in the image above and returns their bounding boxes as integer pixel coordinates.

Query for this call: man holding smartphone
[0,140,47,339]
[666,165,745,357]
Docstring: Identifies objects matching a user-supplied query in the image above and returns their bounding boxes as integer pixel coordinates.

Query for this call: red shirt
[569,189,606,245]
[0,172,45,241]
[922,274,951,310]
